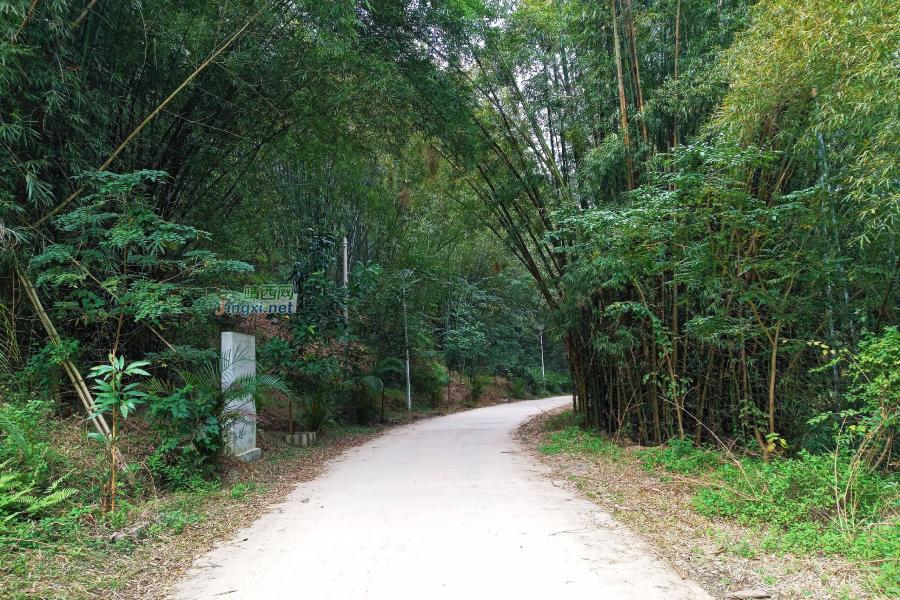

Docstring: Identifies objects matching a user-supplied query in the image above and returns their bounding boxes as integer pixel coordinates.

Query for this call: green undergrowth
[0,423,371,600]
[538,419,620,457]
[325,424,384,437]
[541,409,576,432]
[637,440,900,594]
[537,414,900,595]
[0,473,243,598]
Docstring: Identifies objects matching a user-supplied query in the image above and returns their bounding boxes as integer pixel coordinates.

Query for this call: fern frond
[25,487,77,514]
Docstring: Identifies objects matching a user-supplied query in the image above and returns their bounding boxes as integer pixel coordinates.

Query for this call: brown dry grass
[517,406,874,600]
[476,377,511,407]
[438,374,517,409]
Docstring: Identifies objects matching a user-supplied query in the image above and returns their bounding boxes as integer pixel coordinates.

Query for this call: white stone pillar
[221,332,261,461]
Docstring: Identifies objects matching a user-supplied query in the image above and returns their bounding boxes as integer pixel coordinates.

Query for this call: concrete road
[171,397,711,600]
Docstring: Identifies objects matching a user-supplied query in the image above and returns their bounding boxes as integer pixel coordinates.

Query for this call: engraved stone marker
[221,332,261,461]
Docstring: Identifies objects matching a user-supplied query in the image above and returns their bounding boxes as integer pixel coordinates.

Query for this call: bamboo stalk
[13,0,40,43]
[625,0,648,145]
[71,0,99,30]
[111,408,117,513]
[17,271,111,437]
[112,245,128,358]
[875,257,900,330]
[695,349,715,444]
[611,0,634,191]
[19,272,135,479]
[673,0,681,149]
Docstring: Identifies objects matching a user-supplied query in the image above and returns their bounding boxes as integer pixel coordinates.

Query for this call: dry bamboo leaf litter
[517,406,876,600]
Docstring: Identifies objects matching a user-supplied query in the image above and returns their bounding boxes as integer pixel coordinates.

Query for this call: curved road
[171,397,711,600]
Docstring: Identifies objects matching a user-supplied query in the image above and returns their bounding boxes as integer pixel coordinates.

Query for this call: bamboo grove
[435,0,900,462]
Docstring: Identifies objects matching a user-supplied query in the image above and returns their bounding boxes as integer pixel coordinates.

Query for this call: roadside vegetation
[1,421,384,599]
[534,409,899,597]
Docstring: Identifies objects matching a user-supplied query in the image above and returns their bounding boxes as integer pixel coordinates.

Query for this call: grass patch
[325,425,383,438]
[538,425,620,456]
[523,409,893,598]
[636,439,900,595]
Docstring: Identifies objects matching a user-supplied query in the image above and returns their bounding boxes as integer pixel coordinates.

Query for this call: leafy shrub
[145,357,286,487]
[145,378,224,467]
[523,369,570,396]
[147,450,218,492]
[523,368,544,395]
[509,377,527,399]
[147,357,287,461]
[544,371,570,394]
[638,439,722,475]
[144,376,222,491]
[145,345,218,372]
[411,361,449,407]
[812,327,900,468]
[22,341,73,397]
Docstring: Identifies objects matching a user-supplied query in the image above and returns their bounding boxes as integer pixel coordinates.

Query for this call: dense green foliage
[430,0,899,464]
[1,0,899,592]
[0,0,562,513]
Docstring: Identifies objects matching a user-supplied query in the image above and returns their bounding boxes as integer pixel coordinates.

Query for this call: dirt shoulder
[517,406,873,600]
[118,427,385,600]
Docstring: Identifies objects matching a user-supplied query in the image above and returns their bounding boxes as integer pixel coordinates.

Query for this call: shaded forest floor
[518,406,877,600]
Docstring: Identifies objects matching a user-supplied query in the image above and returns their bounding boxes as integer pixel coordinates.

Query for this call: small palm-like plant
[146,352,287,461]
[330,358,405,426]
[366,358,404,418]
[300,384,333,432]
[89,354,150,512]
[0,459,76,521]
